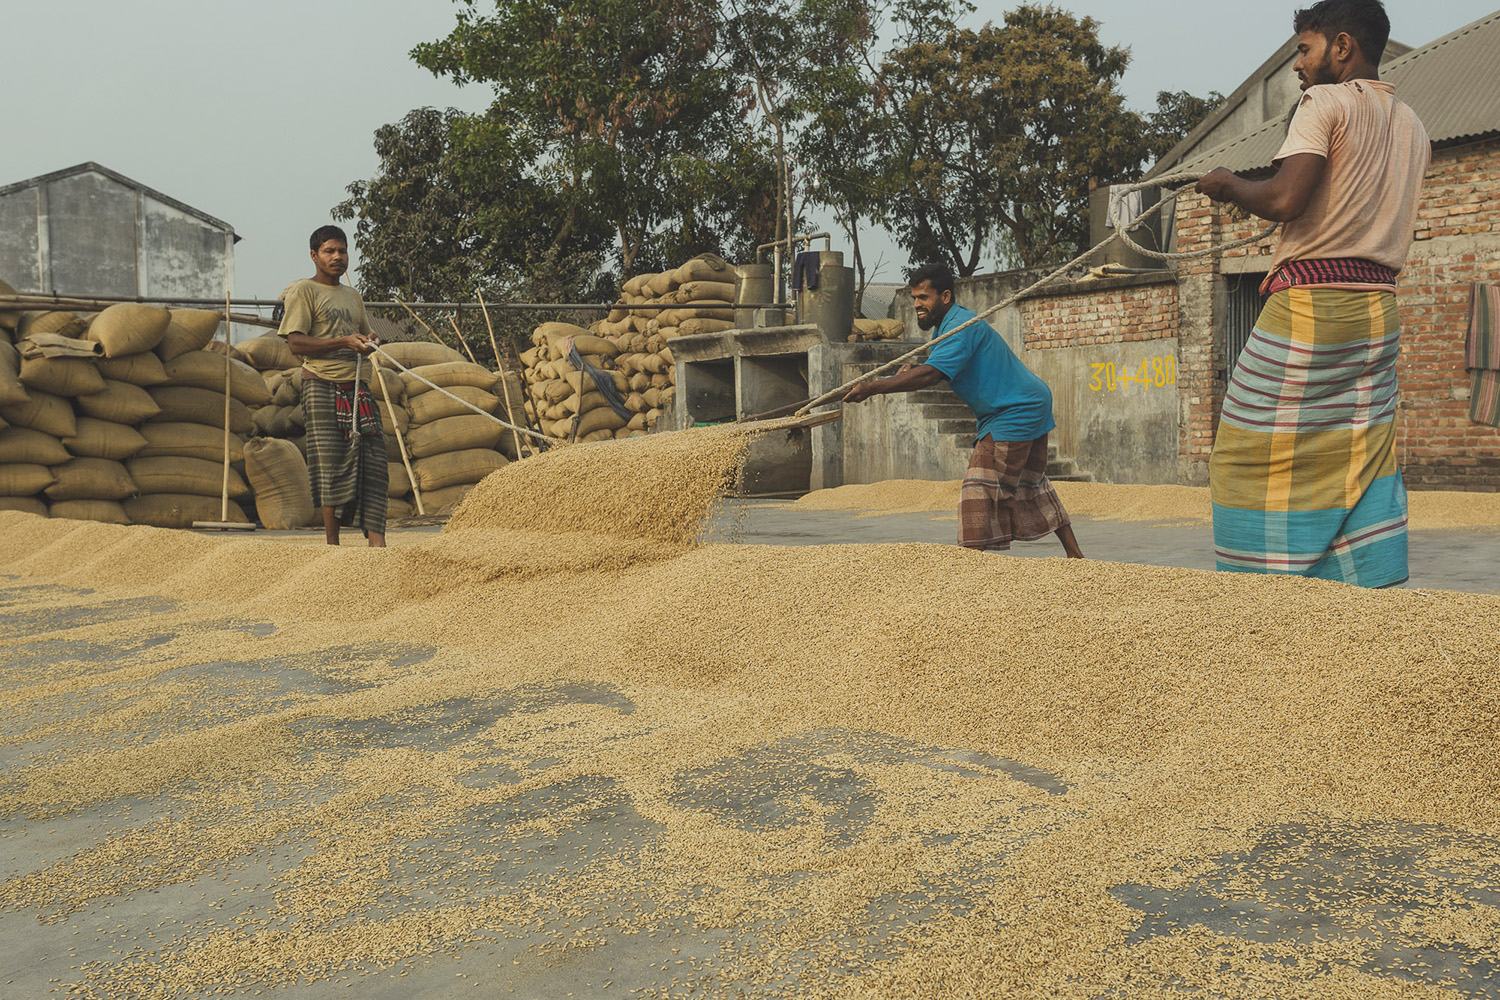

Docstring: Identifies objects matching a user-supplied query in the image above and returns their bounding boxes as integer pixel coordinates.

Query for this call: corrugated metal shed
[1165,9,1500,178]
[0,161,239,298]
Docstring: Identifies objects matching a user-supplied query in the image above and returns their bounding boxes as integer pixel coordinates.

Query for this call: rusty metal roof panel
[1383,10,1500,146]
[1171,9,1500,178]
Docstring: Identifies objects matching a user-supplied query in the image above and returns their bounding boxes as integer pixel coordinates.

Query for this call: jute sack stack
[17,352,107,398]
[16,311,88,341]
[375,340,466,370]
[391,357,529,512]
[0,342,31,407]
[156,310,223,362]
[87,304,171,357]
[242,438,315,529]
[1,389,77,439]
[96,351,169,387]
[124,494,249,529]
[520,322,636,442]
[578,253,734,435]
[63,418,149,462]
[127,455,249,499]
[849,317,907,342]
[44,458,138,503]
[163,351,273,407]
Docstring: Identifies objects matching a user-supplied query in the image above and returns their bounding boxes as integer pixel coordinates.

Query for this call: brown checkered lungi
[958,434,1070,551]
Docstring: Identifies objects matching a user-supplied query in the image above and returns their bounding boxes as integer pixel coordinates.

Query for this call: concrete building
[0,162,238,300]
[874,9,1500,492]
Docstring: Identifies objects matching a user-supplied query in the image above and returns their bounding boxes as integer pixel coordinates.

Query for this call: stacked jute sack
[372,340,527,517]
[519,323,642,441]
[518,254,740,438]
[0,301,292,528]
[848,318,907,342]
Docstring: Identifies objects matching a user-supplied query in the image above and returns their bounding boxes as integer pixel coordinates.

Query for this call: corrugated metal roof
[1170,9,1500,177]
[1383,9,1500,146]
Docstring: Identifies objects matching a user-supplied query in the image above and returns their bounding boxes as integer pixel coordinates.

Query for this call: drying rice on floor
[783,477,1500,530]
[1,427,1498,998]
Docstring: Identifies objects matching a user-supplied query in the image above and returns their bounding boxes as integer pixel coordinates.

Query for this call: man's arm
[1195,153,1326,223]
[285,332,378,357]
[843,364,944,404]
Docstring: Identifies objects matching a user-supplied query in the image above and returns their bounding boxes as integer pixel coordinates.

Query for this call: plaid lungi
[1210,288,1407,588]
[300,375,389,534]
[1466,283,1500,427]
[958,434,1070,551]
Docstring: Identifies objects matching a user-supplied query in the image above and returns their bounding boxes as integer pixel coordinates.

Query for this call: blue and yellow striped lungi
[1210,288,1408,588]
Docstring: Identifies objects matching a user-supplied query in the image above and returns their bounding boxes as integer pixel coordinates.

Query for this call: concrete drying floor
[2,508,1498,997]
[704,501,1500,595]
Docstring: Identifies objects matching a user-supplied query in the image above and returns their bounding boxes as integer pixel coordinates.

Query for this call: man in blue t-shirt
[843,264,1082,558]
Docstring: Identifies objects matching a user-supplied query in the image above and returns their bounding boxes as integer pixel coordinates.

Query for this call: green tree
[412,0,772,276]
[334,106,613,363]
[1143,89,1227,164]
[874,4,1149,274]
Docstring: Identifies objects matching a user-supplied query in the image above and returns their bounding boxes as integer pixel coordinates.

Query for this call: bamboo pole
[376,365,425,516]
[477,291,532,459]
[445,311,480,366]
[391,296,459,352]
[0,294,278,329]
[219,291,233,522]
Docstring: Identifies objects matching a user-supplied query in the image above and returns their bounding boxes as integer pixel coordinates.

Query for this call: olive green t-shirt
[275,278,375,382]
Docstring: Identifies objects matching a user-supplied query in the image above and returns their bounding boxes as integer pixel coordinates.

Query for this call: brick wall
[1019,278,1178,349]
[1397,137,1500,489]
[1173,136,1500,490]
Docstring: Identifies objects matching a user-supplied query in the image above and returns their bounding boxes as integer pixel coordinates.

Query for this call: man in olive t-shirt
[276,225,389,547]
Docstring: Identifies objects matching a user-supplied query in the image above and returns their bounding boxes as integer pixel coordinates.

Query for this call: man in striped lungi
[277,225,389,547]
[843,264,1083,559]
[1196,0,1429,587]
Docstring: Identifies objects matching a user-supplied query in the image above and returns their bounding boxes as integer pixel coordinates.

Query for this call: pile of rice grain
[446,425,753,545]
[1,427,1499,999]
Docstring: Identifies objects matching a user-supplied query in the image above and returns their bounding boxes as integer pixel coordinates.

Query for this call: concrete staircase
[908,385,1094,483]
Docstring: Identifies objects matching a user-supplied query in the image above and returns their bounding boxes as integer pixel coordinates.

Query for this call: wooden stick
[477,291,531,459]
[391,296,456,350]
[445,311,480,366]
[376,363,425,516]
[0,293,277,329]
[219,291,233,523]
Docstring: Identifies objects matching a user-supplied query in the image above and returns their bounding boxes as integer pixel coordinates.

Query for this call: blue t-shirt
[925,304,1055,443]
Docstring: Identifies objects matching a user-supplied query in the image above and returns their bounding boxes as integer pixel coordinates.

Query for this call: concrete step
[907,388,963,405]
[917,403,974,420]
[1050,473,1094,482]
[936,419,978,437]
[1047,459,1078,477]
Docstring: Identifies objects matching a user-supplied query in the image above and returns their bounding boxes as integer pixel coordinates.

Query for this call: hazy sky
[3,0,1495,298]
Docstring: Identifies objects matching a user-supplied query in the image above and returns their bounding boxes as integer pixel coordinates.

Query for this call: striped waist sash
[1260,258,1398,296]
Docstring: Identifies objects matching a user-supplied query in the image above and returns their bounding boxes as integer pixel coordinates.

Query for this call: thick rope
[794,172,1278,416]
[369,345,551,444]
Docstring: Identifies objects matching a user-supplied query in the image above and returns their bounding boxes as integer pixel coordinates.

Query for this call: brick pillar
[1174,192,1224,487]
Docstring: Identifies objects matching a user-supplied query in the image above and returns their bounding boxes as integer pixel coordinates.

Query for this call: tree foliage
[873,5,1149,274]
[1143,89,1227,164]
[340,2,1235,300]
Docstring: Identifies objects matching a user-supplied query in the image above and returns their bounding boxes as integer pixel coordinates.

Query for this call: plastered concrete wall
[0,188,40,291]
[840,363,972,485]
[891,270,1182,484]
[0,168,233,297]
